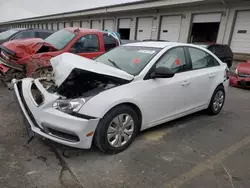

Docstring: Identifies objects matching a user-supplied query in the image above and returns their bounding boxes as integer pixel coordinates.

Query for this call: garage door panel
[137,17,153,40]
[104,20,114,32]
[81,21,89,28]
[160,16,182,42]
[231,11,250,53]
[119,19,131,28]
[91,20,101,30]
[73,22,81,27]
[193,13,222,23]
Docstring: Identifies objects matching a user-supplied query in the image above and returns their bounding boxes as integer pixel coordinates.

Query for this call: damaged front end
[0,40,58,83]
[0,46,26,83]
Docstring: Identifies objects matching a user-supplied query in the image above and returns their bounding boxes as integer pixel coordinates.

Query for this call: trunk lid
[51,53,134,87]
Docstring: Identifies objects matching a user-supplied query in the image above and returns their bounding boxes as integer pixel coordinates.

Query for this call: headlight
[53,98,86,114]
[235,68,238,75]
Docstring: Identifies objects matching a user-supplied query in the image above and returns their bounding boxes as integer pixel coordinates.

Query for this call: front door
[71,34,103,59]
[139,47,193,127]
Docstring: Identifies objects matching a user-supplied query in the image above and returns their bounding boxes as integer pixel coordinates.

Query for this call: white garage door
[81,21,89,28]
[193,13,222,23]
[53,23,58,30]
[160,15,182,42]
[73,21,81,28]
[104,19,114,32]
[136,17,153,40]
[47,23,52,30]
[65,22,71,28]
[43,23,47,29]
[91,20,101,30]
[58,23,64,30]
[119,18,131,29]
[231,11,250,53]
[39,23,43,29]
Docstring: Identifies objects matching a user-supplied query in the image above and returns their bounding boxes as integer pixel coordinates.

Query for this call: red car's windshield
[45,29,76,50]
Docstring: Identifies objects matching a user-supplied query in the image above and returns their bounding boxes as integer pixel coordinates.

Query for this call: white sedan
[11,42,229,154]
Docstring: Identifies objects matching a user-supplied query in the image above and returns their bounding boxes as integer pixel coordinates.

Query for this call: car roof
[123,41,177,48]
[65,27,108,34]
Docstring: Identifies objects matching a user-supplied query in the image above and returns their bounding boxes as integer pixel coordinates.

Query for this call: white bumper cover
[12,78,100,149]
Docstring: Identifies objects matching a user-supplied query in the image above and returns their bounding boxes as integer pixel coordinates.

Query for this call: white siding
[160,15,182,42]
[103,19,114,32]
[193,13,222,23]
[91,20,101,30]
[136,17,153,40]
[39,23,43,29]
[43,23,47,29]
[230,11,250,53]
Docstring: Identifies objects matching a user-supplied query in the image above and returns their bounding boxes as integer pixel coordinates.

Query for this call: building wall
[1,1,250,54]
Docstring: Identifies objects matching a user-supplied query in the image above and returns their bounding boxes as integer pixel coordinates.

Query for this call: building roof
[0,0,204,25]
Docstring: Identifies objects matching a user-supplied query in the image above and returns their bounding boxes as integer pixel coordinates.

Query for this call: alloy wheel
[107,114,135,148]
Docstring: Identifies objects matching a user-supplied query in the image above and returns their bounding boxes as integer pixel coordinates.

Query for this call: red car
[0,28,120,82]
[230,60,250,89]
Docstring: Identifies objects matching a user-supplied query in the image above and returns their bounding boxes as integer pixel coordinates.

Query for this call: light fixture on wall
[181,14,186,19]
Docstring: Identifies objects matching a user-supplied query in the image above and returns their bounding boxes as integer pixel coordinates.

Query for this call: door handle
[209,73,215,78]
[182,80,190,86]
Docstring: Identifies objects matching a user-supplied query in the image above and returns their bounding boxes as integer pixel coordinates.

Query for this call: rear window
[103,34,117,52]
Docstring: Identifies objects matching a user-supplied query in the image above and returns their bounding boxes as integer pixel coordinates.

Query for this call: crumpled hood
[237,61,250,74]
[2,38,57,57]
[51,53,134,87]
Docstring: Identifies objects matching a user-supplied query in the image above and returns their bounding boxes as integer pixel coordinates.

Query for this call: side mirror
[150,67,175,79]
[69,48,77,54]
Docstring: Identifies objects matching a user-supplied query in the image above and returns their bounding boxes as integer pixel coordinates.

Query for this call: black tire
[207,85,225,115]
[94,105,140,154]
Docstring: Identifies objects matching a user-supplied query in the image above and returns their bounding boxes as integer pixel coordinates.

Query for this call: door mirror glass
[151,67,175,79]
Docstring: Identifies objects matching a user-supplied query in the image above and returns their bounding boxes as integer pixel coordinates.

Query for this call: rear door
[70,34,103,59]
[186,47,222,108]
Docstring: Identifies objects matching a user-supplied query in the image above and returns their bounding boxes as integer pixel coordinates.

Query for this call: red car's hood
[2,38,57,58]
[238,61,250,74]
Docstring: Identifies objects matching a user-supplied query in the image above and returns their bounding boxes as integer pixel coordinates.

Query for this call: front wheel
[207,86,225,115]
[94,105,140,154]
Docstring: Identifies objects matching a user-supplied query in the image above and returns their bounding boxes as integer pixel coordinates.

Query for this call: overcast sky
[0,0,141,22]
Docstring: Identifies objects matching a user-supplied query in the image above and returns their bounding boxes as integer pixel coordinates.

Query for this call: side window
[156,47,187,73]
[72,34,99,53]
[103,34,117,52]
[188,47,219,70]
[13,31,35,39]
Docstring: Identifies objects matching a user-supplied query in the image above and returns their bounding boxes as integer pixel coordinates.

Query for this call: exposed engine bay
[46,68,130,98]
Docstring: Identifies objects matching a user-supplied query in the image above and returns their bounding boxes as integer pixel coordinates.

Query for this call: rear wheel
[94,105,140,154]
[207,86,225,115]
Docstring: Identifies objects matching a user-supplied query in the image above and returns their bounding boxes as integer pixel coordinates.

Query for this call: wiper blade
[108,59,122,70]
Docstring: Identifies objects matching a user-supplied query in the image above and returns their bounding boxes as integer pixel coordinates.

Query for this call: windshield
[95,46,161,76]
[45,29,76,50]
[0,29,20,40]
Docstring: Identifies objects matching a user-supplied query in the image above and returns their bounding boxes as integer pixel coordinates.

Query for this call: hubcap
[107,114,134,148]
[213,90,224,112]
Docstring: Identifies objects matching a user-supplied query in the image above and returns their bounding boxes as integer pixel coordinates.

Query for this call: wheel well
[112,103,142,130]
[218,83,224,89]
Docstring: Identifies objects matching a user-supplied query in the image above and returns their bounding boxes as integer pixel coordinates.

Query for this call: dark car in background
[196,43,234,68]
[0,28,54,45]
[0,28,7,33]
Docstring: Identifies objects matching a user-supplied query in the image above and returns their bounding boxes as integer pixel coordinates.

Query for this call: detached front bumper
[230,76,250,89]
[11,78,100,149]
